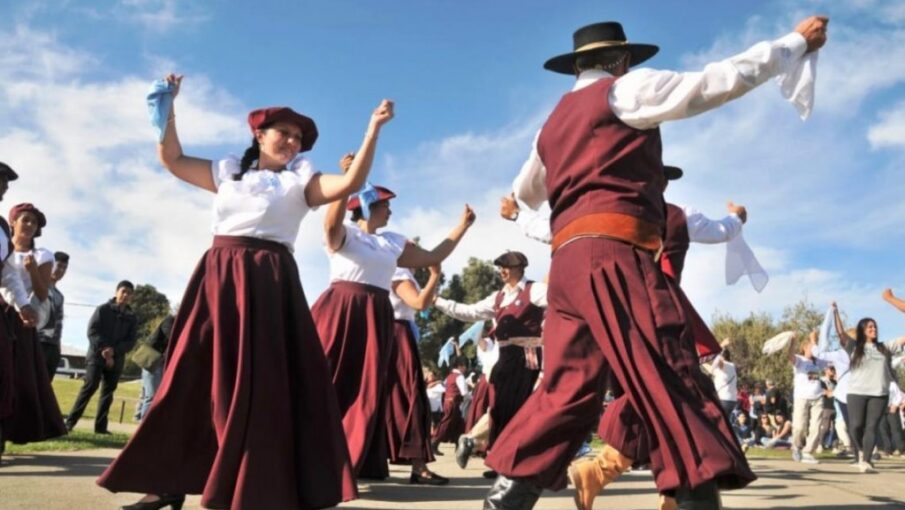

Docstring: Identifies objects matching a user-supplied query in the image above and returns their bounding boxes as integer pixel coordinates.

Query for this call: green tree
[416,258,502,375]
[122,284,171,377]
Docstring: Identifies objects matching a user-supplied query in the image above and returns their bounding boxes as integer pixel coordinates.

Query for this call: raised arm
[306,99,395,207]
[612,16,828,130]
[787,333,800,365]
[684,202,745,244]
[393,266,442,311]
[322,154,355,252]
[157,74,217,193]
[396,205,475,268]
[832,302,853,346]
[883,288,905,314]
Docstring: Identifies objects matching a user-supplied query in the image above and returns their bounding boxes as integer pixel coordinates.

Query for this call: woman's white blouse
[210,155,319,251]
[328,224,407,291]
[9,247,54,294]
[390,268,419,321]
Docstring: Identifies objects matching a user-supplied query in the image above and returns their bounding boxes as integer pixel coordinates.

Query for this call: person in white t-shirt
[706,348,739,419]
[312,171,475,482]
[99,74,394,509]
[789,332,829,464]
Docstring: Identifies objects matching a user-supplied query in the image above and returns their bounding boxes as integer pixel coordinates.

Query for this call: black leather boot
[483,475,543,510]
[675,481,722,510]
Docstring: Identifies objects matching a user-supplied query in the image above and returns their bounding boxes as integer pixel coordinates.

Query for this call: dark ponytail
[234,138,260,181]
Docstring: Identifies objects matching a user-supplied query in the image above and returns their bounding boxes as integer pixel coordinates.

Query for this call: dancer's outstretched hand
[882,288,895,302]
[727,201,747,223]
[370,99,395,130]
[165,73,183,98]
[460,204,476,228]
[500,193,519,221]
[795,15,829,53]
[338,152,354,174]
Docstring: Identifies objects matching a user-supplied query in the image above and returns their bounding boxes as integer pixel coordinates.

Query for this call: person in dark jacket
[65,280,137,433]
[134,314,174,421]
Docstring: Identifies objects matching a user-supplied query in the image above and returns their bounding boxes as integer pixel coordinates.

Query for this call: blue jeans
[137,364,163,421]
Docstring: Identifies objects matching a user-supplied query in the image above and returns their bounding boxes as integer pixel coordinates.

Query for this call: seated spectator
[732,412,757,451]
[765,379,788,425]
[754,414,773,446]
[762,412,793,449]
[751,382,767,418]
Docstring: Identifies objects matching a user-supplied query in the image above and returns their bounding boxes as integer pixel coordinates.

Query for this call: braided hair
[234,138,261,181]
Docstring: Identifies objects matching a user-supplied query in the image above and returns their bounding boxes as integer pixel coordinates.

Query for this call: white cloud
[115,0,209,32]
[868,101,905,148]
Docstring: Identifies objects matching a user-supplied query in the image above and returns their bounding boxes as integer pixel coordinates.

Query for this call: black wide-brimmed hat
[664,165,683,180]
[544,21,659,75]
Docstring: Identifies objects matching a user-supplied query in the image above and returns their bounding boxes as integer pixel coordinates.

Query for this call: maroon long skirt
[487,346,541,449]
[0,312,13,421]
[485,238,755,492]
[0,305,66,443]
[464,374,490,433]
[432,396,464,444]
[385,320,434,464]
[312,281,394,478]
[98,236,356,510]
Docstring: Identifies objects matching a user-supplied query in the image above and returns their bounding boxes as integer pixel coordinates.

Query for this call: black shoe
[94,429,112,435]
[121,494,185,510]
[456,435,475,469]
[483,475,542,510]
[483,469,498,479]
[410,470,450,485]
[675,481,721,510]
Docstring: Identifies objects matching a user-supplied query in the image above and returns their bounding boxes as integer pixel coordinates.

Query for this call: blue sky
[2,0,905,351]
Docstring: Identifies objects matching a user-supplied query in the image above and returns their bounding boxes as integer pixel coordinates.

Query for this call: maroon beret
[247,107,319,152]
[494,251,529,268]
[347,186,397,211]
[9,203,47,238]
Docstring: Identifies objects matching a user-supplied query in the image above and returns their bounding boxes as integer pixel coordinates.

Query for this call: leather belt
[551,212,663,257]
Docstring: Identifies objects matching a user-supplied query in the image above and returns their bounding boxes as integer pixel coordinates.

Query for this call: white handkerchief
[725,233,769,293]
[762,331,795,355]
[776,51,818,120]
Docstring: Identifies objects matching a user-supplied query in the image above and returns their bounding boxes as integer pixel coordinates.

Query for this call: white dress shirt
[434,277,548,322]
[0,229,31,309]
[327,224,408,291]
[211,155,319,251]
[513,32,811,211]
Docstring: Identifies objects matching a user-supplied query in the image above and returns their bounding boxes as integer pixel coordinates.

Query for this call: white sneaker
[816,445,824,454]
[858,462,876,473]
[801,453,820,464]
[791,448,802,462]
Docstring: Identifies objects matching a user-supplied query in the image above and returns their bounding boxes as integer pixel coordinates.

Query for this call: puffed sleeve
[34,248,55,266]
[381,231,409,259]
[211,156,242,189]
[287,155,322,210]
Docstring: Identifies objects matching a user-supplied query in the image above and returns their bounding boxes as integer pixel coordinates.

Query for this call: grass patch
[5,430,130,454]
[52,377,143,425]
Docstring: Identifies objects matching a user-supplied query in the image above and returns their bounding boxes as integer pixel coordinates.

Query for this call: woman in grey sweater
[832,301,905,472]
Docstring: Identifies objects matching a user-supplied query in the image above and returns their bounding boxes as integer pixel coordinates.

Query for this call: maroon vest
[537,77,665,235]
[444,372,463,405]
[661,203,690,283]
[492,282,544,340]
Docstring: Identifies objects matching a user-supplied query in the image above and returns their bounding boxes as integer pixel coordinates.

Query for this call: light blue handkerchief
[147,79,175,142]
[356,182,380,220]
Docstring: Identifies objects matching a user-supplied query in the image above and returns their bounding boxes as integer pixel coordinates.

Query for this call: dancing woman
[313,176,474,480]
[98,73,394,510]
[385,264,449,484]
[832,302,905,473]
[1,203,66,446]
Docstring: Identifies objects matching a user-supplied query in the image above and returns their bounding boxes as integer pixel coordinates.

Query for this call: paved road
[2,444,904,509]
